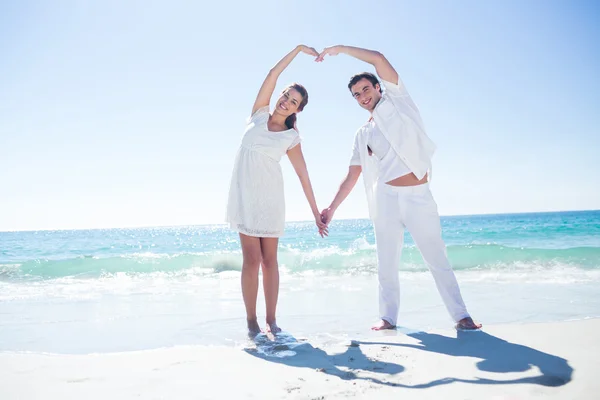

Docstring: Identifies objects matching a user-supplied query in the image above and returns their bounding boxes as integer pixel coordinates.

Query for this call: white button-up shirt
[350,77,437,219]
[349,119,413,183]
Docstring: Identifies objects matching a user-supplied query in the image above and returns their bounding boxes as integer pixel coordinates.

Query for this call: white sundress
[226,106,301,238]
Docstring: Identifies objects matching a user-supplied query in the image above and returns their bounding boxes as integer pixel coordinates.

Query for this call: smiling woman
[224,45,328,337]
[278,83,308,130]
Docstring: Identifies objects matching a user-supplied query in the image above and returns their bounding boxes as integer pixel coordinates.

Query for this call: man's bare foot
[247,319,262,337]
[456,317,482,330]
[266,320,282,334]
[371,319,395,331]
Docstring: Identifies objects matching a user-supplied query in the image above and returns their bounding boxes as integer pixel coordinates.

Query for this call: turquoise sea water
[1,211,599,353]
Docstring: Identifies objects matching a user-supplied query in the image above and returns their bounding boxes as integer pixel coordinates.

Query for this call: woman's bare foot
[266,320,282,334]
[456,317,482,330]
[247,319,262,337]
[371,319,395,331]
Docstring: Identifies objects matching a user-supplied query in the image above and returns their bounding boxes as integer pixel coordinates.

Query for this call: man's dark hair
[348,72,382,94]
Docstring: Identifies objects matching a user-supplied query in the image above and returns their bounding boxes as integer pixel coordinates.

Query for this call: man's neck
[368,96,382,117]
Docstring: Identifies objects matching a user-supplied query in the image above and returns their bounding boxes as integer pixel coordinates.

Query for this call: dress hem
[227,222,284,238]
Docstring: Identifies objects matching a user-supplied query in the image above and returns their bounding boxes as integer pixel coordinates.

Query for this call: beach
[3,0,598,396]
[3,0,598,397]
[2,319,597,399]
[1,212,599,398]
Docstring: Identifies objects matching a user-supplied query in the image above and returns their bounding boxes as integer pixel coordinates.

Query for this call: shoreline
[2,316,598,357]
[2,318,598,399]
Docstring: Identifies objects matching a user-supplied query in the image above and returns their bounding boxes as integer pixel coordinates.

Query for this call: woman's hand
[315,215,329,238]
[298,45,319,58]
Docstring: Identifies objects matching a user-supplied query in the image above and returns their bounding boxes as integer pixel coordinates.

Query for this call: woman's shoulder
[247,106,270,125]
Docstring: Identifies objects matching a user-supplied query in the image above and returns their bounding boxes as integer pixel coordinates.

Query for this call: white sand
[1,319,598,399]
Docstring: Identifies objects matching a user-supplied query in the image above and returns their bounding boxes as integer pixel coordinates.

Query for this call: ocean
[1,210,599,354]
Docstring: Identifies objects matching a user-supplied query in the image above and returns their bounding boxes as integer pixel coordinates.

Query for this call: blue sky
[1,0,599,231]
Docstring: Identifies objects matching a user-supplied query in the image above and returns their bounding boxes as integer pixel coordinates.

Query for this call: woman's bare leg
[260,237,281,333]
[239,233,262,335]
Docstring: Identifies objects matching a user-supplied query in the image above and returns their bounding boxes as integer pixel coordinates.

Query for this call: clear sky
[1,0,599,231]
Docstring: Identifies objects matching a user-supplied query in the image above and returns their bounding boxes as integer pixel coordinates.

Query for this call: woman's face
[273,88,303,117]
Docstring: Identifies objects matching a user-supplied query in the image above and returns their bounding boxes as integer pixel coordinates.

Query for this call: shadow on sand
[244,329,573,389]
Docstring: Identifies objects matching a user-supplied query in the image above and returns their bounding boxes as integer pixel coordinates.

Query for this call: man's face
[350,78,382,111]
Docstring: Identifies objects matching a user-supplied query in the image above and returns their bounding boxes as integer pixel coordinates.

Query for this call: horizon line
[1,209,598,234]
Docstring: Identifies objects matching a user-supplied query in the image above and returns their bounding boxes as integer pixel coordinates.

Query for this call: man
[317,45,481,331]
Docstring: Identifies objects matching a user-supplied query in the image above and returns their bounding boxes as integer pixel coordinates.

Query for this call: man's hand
[316,45,344,62]
[317,45,399,84]
[320,207,335,225]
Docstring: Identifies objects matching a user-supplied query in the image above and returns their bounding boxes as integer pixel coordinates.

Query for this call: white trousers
[372,182,470,325]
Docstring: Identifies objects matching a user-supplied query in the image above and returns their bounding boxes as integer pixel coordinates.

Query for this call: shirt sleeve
[287,132,302,151]
[380,78,420,114]
[349,133,361,166]
[380,78,409,97]
[247,106,270,124]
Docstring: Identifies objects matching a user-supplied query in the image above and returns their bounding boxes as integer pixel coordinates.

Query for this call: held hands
[298,45,344,62]
[314,213,329,238]
[315,208,334,237]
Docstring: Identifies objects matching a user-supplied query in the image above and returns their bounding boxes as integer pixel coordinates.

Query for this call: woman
[226,45,328,336]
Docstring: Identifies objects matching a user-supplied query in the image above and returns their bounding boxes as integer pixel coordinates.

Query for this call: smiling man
[317,45,481,331]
